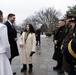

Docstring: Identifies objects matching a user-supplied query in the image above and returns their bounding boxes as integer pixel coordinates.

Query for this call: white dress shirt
[8,20,12,26]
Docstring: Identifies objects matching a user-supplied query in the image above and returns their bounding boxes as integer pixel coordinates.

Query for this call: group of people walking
[52,15,76,75]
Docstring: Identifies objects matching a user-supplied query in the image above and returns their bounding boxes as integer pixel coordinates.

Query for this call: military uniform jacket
[62,25,74,46]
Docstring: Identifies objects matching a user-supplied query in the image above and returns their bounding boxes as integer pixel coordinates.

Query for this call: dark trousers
[53,45,63,69]
[36,40,41,46]
[68,63,76,75]
[57,61,63,69]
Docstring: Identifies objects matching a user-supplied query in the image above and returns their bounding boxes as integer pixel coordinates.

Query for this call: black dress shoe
[13,72,16,75]
[58,69,64,74]
[28,68,32,73]
[53,66,60,70]
[21,67,27,72]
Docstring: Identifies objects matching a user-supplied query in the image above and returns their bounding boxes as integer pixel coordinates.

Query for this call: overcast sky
[0,0,76,25]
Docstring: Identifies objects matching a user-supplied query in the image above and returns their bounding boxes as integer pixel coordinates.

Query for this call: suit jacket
[4,21,19,59]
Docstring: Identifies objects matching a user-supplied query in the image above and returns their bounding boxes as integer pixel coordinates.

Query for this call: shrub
[45,32,52,37]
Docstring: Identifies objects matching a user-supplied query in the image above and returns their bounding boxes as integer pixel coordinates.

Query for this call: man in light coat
[0,10,13,75]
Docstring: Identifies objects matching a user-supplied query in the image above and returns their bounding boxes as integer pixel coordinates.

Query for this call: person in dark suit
[5,13,19,63]
[63,16,76,75]
[52,20,66,71]
[4,13,19,74]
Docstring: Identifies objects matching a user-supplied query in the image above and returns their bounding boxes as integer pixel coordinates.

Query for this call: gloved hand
[30,51,35,57]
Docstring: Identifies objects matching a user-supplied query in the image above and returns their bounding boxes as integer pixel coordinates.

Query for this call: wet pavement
[11,35,68,75]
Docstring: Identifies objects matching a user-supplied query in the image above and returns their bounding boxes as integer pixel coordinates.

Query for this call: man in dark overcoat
[4,13,19,63]
[52,20,66,71]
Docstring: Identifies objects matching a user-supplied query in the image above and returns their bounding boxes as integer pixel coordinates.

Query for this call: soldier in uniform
[63,16,76,75]
[58,15,74,74]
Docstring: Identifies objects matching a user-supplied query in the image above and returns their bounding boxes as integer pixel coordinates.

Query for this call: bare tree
[37,8,60,31]
[23,7,61,32]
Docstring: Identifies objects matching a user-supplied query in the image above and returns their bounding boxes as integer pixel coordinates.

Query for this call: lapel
[6,21,13,30]
[6,21,17,36]
[7,21,15,31]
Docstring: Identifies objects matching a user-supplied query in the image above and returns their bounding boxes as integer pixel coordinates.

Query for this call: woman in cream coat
[0,10,13,75]
[19,24,36,73]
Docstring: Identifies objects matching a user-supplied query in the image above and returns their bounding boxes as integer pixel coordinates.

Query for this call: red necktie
[12,25,14,29]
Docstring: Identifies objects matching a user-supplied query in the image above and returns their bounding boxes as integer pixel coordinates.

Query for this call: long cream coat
[19,32,36,64]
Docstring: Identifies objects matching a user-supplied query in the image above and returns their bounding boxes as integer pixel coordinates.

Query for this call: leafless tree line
[22,7,61,32]
[3,7,61,32]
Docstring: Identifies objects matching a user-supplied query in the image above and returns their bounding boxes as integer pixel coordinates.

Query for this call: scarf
[24,32,29,43]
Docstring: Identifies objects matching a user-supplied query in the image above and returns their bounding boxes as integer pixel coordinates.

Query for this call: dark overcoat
[4,21,19,59]
[52,25,66,61]
[36,29,41,41]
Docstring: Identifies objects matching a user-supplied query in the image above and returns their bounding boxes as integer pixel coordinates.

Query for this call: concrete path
[11,35,68,75]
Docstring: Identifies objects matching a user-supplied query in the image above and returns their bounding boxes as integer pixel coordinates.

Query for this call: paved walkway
[11,35,68,75]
